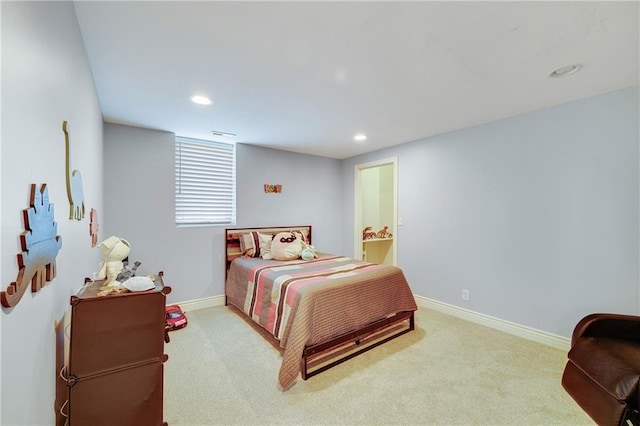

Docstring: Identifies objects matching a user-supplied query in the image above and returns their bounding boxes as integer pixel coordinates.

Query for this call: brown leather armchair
[562,313,640,425]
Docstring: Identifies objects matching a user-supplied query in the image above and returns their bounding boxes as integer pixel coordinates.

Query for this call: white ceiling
[73,1,639,159]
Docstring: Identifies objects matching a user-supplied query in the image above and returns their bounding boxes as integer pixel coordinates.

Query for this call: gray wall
[103,124,343,304]
[342,86,639,338]
[106,87,639,340]
[1,2,104,423]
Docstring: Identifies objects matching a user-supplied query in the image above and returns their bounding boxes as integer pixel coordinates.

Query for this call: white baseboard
[175,295,225,312]
[414,295,570,351]
[173,293,571,351]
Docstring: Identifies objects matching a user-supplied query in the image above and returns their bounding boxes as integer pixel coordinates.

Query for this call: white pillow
[259,233,274,260]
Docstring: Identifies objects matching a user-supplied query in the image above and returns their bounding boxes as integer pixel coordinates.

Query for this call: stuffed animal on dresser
[96,236,131,287]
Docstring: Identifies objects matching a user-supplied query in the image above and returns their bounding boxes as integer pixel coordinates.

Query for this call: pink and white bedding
[225,252,417,389]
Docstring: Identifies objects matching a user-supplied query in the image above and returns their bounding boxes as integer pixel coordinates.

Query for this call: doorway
[354,157,398,266]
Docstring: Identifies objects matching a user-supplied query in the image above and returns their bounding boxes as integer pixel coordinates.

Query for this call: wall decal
[1,184,63,308]
[264,184,282,193]
[89,208,99,247]
[62,121,85,220]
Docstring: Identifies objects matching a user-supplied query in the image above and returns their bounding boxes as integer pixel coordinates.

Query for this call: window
[175,137,236,226]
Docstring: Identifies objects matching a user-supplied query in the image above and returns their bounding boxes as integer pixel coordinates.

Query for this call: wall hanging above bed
[264,184,282,193]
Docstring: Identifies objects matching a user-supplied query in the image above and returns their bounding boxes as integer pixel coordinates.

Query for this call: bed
[225,225,418,389]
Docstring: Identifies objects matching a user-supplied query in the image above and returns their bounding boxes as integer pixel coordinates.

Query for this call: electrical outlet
[462,289,470,301]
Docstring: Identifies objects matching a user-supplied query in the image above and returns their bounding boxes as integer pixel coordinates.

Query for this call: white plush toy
[96,236,131,287]
[300,245,317,261]
[270,231,304,261]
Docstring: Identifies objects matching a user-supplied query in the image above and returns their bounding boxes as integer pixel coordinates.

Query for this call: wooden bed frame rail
[302,311,415,380]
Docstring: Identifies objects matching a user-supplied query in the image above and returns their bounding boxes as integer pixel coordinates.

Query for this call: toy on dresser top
[95,236,155,296]
[96,236,130,287]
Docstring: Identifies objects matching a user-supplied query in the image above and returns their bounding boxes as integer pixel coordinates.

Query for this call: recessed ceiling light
[190,95,212,105]
[210,130,236,138]
[549,64,582,78]
[354,134,367,141]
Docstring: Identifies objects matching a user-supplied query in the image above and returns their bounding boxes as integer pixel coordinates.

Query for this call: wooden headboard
[224,225,312,271]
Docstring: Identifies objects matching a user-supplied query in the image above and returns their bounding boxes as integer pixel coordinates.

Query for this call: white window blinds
[175,137,236,226]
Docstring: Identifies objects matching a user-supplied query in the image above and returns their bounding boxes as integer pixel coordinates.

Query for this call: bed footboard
[301,311,415,380]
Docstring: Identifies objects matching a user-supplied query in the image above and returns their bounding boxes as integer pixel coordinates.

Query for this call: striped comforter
[225,253,418,389]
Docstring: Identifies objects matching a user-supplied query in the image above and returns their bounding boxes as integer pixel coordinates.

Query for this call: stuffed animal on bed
[300,245,317,261]
[270,231,305,261]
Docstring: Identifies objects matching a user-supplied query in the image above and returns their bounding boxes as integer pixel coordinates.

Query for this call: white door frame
[354,157,398,265]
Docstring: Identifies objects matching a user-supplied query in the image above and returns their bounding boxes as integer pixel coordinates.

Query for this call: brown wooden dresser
[65,272,171,425]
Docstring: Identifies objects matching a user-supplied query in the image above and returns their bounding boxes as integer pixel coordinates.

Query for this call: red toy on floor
[165,304,187,331]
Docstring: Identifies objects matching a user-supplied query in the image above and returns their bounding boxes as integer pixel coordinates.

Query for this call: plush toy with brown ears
[96,236,131,287]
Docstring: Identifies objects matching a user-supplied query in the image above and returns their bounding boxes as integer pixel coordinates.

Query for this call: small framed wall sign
[264,184,282,193]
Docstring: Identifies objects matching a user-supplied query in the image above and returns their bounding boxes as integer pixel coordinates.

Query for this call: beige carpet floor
[164,306,593,425]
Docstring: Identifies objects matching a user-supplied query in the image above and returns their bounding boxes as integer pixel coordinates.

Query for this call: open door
[354,157,398,265]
